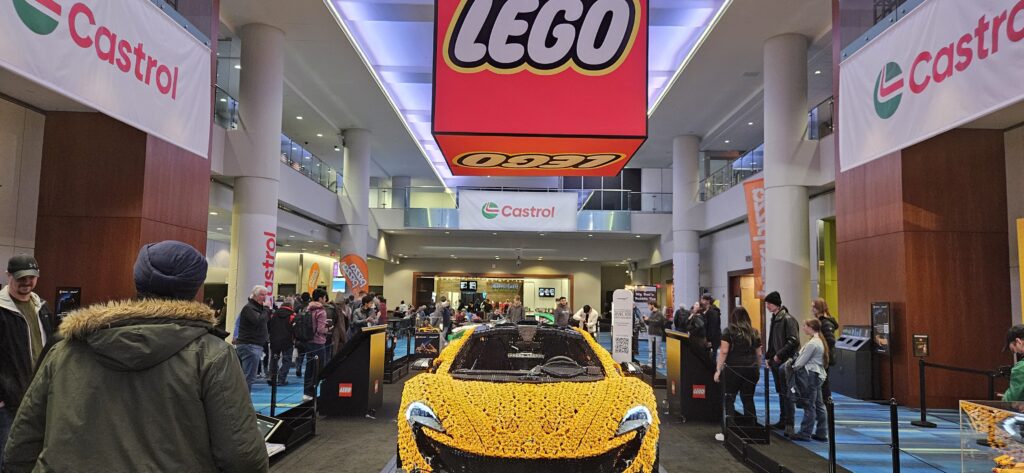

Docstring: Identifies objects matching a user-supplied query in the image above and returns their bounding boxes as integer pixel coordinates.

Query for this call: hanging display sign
[339,254,369,295]
[839,0,1024,171]
[458,190,576,231]
[0,0,211,157]
[306,262,321,294]
[743,178,766,297]
[432,0,648,177]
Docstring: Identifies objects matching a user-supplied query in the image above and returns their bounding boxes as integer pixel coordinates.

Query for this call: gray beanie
[133,241,208,300]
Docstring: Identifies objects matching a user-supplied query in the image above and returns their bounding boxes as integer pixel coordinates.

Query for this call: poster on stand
[611,289,634,363]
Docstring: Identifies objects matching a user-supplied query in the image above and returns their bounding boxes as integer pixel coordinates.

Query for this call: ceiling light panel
[327,0,727,183]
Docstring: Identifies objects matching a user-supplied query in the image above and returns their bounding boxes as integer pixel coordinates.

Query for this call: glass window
[603,174,621,190]
[562,176,582,189]
[622,169,641,192]
[582,176,602,190]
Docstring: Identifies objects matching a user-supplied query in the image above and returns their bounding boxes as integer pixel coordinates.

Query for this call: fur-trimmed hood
[59,299,219,371]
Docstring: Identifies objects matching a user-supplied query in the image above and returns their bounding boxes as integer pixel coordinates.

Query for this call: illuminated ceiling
[325,0,730,184]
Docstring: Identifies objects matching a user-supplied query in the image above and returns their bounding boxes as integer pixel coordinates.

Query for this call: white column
[341,129,371,261]
[763,33,811,318]
[226,24,284,335]
[391,176,411,209]
[672,135,701,311]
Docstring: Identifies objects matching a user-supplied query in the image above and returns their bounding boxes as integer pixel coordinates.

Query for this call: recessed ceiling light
[582,257,588,260]
[724,140,731,144]
[301,248,307,251]
[307,240,313,243]
[494,256,500,259]
[445,231,450,235]
[323,244,328,248]
[292,146,297,150]
[747,121,754,126]
[234,64,241,70]
[219,98,227,103]
[492,232,497,236]
[334,146,340,151]
[450,254,455,258]
[588,234,593,237]
[635,235,642,238]
[216,227,223,231]
[316,133,323,137]
[289,235,295,238]
[296,116,303,120]
[814,70,822,75]
[538,233,545,236]
[209,211,218,216]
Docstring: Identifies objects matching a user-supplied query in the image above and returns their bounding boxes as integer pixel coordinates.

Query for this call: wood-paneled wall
[35,113,210,307]
[836,128,1011,407]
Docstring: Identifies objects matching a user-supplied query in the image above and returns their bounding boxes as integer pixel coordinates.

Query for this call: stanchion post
[987,373,996,401]
[910,359,936,428]
[312,354,321,436]
[890,398,900,473]
[826,396,837,473]
[764,365,771,445]
[270,353,279,417]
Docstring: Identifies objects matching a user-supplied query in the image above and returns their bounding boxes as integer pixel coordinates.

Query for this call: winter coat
[646,309,666,337]
[573,308,599,334]
[704,305,722,349]
[767,307,800,364]
[505,305,525,323]
[235,298,268,346]
[268,306,295,351]
[673,308,688,332]
[3,298,268,473]
[0,286,56,411]
[305,301,329,345]
[818,315,839,365]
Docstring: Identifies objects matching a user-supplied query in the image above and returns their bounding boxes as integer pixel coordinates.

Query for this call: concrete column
[226,24,284,335]
[391,176,411,209]
[763,33,811,320]
[672,135,701,311]
[341,129,372,262]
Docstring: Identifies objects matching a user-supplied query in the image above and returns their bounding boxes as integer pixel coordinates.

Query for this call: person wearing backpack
[812,298,839,399]
[295,289,328,400]
[267,299,296,386]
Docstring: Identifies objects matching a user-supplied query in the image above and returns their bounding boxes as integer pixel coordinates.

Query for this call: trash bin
[831,325,873,400]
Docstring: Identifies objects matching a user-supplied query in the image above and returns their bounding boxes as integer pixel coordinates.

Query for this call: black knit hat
[134,241,208,300]
[764,291,782,306]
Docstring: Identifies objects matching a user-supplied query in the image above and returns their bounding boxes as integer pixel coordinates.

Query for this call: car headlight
[615,406,652,437]
[406,401,445,433]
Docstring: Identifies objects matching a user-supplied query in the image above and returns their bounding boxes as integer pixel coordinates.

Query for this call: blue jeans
[236,344,263,393]
[302,343,326,397]
[0,406,12,470]
[797,370,827,438]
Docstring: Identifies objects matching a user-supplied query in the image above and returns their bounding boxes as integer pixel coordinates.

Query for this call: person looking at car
[573,304,600,338]
[553,297,571,327]
[644,302,666,368]
[506,297,525,323]
[1003,325,1024,401]
[715,307,762,422]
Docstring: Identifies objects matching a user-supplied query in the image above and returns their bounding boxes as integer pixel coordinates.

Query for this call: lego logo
[692,384,706,399]
[444,0,641,75]
[453,151,625,169]
[338,383,353,397]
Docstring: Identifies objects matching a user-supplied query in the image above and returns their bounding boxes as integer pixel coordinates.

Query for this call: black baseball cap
[7,255,40,279]
[1006,325,1024,351]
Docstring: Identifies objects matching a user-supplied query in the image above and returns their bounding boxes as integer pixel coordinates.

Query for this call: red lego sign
[692,384,706,399]
[338,383,353,398]
[432,0,648,176]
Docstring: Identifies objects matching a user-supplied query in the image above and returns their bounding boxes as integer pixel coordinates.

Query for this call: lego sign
[433,0,648,177]
[692,384,706,399]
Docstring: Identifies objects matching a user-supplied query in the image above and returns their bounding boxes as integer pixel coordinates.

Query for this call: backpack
[293,309,315,343]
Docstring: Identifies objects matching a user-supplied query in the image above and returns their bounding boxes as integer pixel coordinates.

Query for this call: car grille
[412,429,646,473]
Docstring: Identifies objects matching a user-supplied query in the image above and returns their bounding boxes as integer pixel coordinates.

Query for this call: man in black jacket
[236,286,270,393]
[764,291,800,430]
[267,300,295,386]
[701,294,722,356]
[0,256,56,468]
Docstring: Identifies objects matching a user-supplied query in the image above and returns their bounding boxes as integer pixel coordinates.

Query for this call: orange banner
[306,262,321,294]
[743,178,766,297]
[340,254,370,295]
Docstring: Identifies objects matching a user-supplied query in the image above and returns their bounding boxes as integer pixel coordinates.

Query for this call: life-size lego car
[397,323,659,473]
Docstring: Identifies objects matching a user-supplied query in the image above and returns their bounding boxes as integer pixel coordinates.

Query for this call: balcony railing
[370,186,673,214]
[213,86,238,130]
[280,134,339,193]
[402,208,633,232]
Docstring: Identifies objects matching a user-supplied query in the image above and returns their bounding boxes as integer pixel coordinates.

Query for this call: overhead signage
[0,0,211,158]
[458,190,576,231]
[432,0,648,177]
[743,178,766,297]
[839,0,1024,171]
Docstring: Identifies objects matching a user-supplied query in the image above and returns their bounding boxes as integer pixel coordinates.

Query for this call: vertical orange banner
[306,262,321,294]
[340,254,370,295]
[743,178,766,297]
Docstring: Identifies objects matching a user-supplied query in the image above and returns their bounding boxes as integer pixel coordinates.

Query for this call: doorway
[728,270,762,332]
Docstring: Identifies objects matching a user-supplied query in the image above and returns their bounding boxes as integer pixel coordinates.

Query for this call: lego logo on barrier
[443,0,641,75]
[433,0,648,177]
[692,385,706,399]
[338,383,353,398]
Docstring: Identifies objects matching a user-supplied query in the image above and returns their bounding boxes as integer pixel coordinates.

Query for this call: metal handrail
[280,134,340,193]
[369,186,673,213]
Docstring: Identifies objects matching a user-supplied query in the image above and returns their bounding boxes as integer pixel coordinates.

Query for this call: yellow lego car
[398,323,659,472]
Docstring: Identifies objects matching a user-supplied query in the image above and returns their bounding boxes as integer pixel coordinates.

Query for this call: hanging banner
[339,254,369,295]
[839,0,1024,171]
[432,0,648,176]
[0,0,211,157]
[743,178,766,297]
[306,262,321,294]
[458,190,576,231]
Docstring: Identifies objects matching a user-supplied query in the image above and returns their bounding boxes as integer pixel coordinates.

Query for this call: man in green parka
[3,241,268,472]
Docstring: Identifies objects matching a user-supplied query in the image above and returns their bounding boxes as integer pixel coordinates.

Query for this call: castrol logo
[443,0,641,75]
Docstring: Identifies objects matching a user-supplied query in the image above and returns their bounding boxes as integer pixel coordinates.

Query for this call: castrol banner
[433,0,648,177]
[743,178,766,297]
[840,0,1024,171]
[0,0,211,157]
[458,190,576,231]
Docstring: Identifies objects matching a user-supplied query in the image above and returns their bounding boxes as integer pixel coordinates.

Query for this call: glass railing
[700,144,764,201]
[214,86,238,130]
[807,97,834,141]
[371,186,672,213]
[279,134,339,193]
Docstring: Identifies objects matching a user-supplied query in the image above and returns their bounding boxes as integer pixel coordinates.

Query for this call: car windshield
[448,326,606,383]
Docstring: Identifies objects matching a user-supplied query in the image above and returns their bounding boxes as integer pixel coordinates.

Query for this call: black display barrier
[318,325,386,417]
[665,329,721,422]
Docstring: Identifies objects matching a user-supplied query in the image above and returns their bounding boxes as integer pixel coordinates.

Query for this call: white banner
[0,0,211,157]
[839,0,1024,171]
[458,190,577,231]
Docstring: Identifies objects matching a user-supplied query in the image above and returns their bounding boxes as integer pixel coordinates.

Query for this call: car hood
[407,374,655,459]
